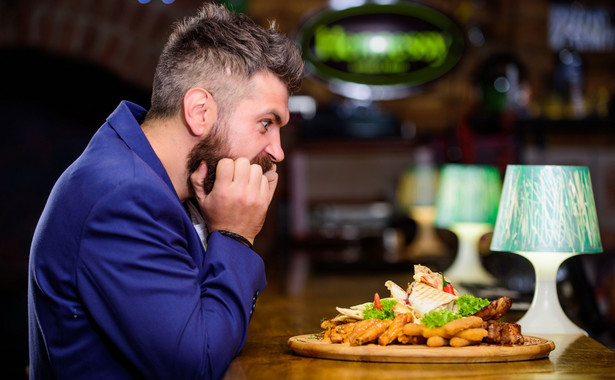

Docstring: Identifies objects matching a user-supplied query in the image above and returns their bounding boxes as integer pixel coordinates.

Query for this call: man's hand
[190,157,278,244]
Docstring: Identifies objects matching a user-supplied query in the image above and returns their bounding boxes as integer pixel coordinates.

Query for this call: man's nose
[265,130,285,162]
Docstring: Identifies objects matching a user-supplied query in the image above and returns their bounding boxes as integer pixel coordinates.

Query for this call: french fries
[321,315,489,348]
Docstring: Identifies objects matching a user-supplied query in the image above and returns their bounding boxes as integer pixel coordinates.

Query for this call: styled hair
[145,2,304,121]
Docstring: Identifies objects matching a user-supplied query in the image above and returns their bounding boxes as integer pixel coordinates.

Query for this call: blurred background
[1,0,614,377]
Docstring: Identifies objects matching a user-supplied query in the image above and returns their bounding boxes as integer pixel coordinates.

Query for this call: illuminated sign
[295,1,465,100]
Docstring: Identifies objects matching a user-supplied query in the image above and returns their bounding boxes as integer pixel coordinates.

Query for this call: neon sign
[295,1,465,100]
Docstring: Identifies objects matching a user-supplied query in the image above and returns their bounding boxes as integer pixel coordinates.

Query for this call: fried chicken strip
[378,313,410,346]
[350,319,392,346]
[397,334,426,345]
[344,319,379,344]
[330,322,356,343]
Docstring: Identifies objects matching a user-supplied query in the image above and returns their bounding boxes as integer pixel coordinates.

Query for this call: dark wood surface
[223,271,615,379]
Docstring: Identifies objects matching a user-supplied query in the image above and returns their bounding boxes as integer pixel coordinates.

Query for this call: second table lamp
[490,165,602,335]
[434,164,502,285]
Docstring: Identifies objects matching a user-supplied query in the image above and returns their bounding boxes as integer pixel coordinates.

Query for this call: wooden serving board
[288,334,555,363]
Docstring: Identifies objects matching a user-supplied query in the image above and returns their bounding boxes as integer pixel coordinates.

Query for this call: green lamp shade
[491,165,602,253]
[434,164,502,228]
[397,165,439,208]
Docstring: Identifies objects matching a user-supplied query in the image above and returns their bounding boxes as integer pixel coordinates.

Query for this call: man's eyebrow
[265,110,283,125]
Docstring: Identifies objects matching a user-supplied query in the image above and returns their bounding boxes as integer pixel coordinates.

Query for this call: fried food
[316,264,525,348]
[378,313,410,346]
[426,335,448,347]
[449,337,472,347]
[420,318,487,346]
[321,319,334,330]
[483,320,524,344]
[454,328,488,342]
[398,334,426,345]
[474,297,512,321]
[344,319,378,344]
[319,298,519,348]
[402,323,424,336]
[350,319,392,346]
[443,316,483,336]
[330,322,356,343]
[422,326,452,339]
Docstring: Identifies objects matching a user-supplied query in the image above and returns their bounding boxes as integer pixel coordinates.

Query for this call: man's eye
[261,120,271,130]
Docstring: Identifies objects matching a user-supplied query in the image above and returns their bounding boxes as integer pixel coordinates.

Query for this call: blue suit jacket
[28,101,267,379]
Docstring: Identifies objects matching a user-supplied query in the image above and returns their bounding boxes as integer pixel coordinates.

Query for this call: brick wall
[0,0,207,89]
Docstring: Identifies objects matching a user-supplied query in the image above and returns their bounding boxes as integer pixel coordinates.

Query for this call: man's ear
[183,87,217,137]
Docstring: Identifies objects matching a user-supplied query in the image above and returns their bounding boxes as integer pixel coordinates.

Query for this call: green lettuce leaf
[363,299,397,320]
[421,309,461,328]
[420,295,491,327]
[457,294,490,317]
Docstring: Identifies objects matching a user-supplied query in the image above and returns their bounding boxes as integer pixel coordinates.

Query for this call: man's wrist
[210,230,254,250]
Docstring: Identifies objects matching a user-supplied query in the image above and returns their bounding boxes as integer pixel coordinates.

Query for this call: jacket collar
[106,101,178,200]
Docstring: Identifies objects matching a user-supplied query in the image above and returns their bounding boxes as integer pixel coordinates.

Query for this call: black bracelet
[216,230,254,250]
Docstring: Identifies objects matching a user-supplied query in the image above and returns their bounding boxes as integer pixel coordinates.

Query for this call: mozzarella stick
[426,335,448,347]
[402,323,424,336]
[454,328,488,342]
[443,316,483,336]
[422,326,452,339]
[450,337,472,347]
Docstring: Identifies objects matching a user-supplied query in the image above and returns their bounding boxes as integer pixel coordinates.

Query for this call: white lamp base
[515,251,586,335]
[446,223,495,285]
[404,206,447,260]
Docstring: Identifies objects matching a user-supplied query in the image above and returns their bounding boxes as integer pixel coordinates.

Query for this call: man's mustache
[251,155,274,173]
[203,155,274,194]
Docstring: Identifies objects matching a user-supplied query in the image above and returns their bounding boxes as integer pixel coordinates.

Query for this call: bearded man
[27,3,303,379]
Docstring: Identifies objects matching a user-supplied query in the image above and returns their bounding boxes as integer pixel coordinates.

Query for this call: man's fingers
[263,163,277,181]
[263,168,278,199]
[232,158,251,186]
[249,162,265,188]
[215,158,235,185]
[199,158,277,241]
[211,157,275,197]
[190,161,208,197]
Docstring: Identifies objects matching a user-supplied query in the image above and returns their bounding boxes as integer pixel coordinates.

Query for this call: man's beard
[187,126,274,194]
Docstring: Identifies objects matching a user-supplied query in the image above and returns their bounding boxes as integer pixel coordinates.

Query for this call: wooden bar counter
[223,271,615,379]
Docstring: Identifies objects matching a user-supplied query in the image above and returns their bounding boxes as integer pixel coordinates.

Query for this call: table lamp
[490,165,602,335]
[434,164,502,285]
[396,158,446,260]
